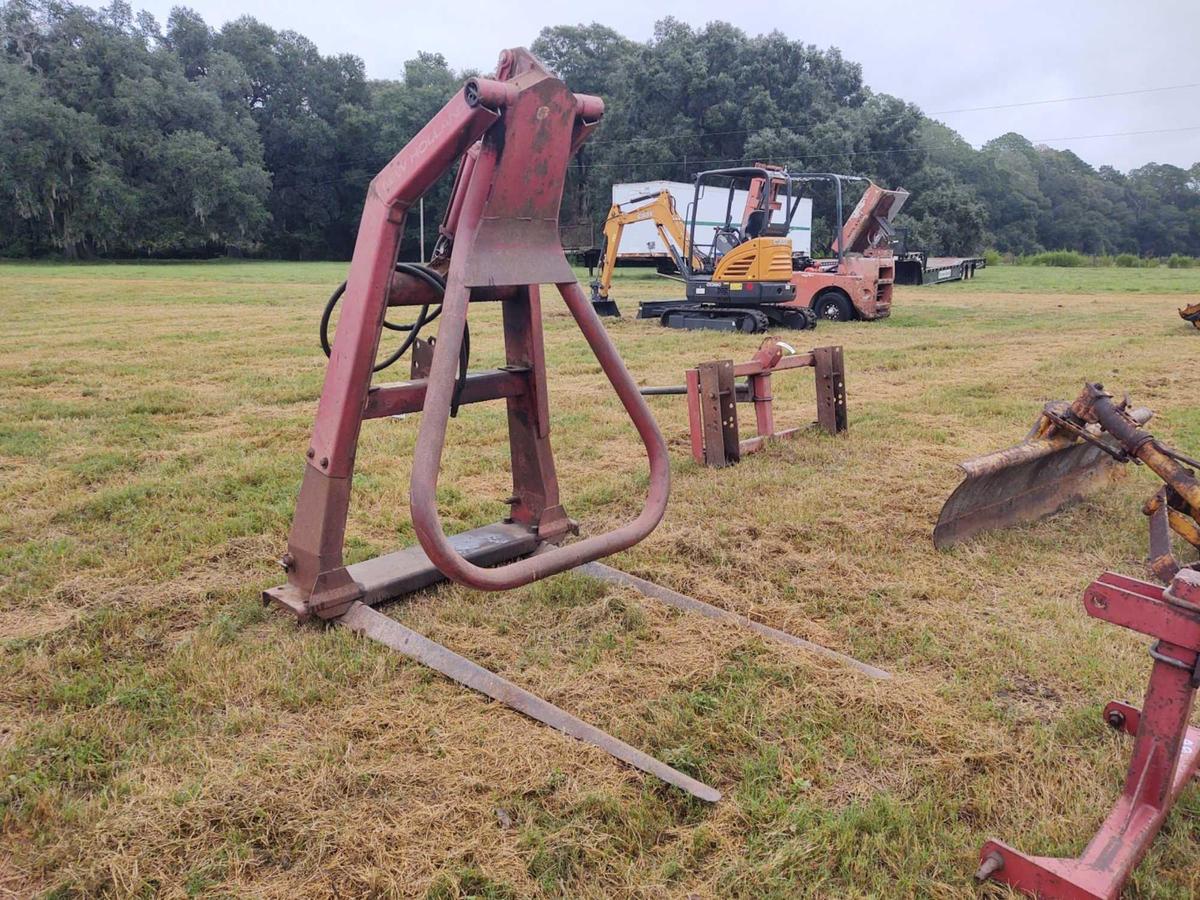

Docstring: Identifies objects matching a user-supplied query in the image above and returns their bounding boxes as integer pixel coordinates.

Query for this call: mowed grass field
[1,260,1198,898]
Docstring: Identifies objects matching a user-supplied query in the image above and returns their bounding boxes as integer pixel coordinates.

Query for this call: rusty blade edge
[933,442,1119,549]
[338,601,721,803]
[958,408,1152,479]
[578,562,892,681]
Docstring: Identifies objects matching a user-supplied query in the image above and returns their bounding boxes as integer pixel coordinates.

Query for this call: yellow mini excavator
[589,166,817,332]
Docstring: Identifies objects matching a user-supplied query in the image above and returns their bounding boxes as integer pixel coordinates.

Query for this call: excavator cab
[682,165,800,282]
[744,210,767,238]
[710,224,743,260]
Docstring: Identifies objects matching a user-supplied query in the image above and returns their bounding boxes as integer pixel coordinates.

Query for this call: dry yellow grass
[1,261,1198,898]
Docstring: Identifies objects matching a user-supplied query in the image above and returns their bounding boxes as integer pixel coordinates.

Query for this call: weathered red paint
[655,338,847,467]
[267,47,667,617]
[977,568,1200,899]
[258,46,735,803]
[788,254,896,320]
[789,181,906,321]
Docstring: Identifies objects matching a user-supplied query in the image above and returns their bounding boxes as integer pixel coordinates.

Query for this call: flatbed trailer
[894,251,986,285]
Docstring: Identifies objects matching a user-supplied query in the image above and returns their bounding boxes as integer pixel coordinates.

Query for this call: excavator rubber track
[645,301,817,334]
[658,306,769,333]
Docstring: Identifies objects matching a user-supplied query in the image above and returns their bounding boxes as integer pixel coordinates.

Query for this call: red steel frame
[266,49,668,622]
[261,48,737,803]
[262,47,887,806]
[682,340,847,467]
[977,568,1200,899]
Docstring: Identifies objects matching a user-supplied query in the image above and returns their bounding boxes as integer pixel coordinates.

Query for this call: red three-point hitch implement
[638,338,848,468]
[266,47,890,804]
[264,48,719,800]
[264,47,720,796]
[977,568,1200,899]
[269,49,661,614]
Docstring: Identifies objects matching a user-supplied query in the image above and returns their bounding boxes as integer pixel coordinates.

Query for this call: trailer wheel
[813,290,852,322]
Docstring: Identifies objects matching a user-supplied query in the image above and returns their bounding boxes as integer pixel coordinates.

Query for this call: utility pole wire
[267,84,1200,190]
[930,82,1200,115]
[585,82,1200,147]
[567,125,1200,171]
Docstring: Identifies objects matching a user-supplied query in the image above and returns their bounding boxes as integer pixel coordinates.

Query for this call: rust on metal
[1082,383,1200,580]
[268,45,669,618]
[935,390,1151,549]
[643,338,848,468]
[578,562,891,680]
[263,48,720,801]
[934,433,1138,550]
[937,382,1198,581]
[265,522,540,622]
[696,360,739,467]
[1146,489,1179,583]
[340,602,721,803]
[977,569,1200,898]
[813,345,848,436]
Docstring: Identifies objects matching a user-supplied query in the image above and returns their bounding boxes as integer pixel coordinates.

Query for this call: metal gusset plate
[934,436,1128,549]
[339,602,722,803]
[578,562,891,680]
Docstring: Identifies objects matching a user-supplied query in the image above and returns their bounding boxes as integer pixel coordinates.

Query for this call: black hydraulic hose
[318,262,470,416]
[452,321,469,419]
[386,265,469,413]
[318,280,346,357]
[319,262,446,373]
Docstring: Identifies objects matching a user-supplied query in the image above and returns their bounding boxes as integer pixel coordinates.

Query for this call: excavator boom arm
[592,192,702,303]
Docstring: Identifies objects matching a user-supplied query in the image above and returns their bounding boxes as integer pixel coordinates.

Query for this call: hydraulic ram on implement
[936,383,1199,581]
[267,48,886,803]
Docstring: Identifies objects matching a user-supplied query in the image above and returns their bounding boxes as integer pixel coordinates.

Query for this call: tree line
[2,2,1197,260]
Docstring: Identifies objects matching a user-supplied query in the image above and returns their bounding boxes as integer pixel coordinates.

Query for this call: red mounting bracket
[641,339,847,469]
[685,341,847,467]
[977,568,1200,899]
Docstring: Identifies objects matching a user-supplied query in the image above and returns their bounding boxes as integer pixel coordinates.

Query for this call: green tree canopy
[2,3,1197,259]
[1,0,270,256]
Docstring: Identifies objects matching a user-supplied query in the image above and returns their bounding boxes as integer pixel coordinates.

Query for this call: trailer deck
[894,252,986,285]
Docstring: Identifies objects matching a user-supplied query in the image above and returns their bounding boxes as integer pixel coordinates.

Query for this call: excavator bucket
[1181,302,1200,329]
[591,293,622,318]
[934,397,1153,549]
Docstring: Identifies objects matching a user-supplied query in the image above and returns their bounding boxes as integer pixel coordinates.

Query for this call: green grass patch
[2,259,1198,896]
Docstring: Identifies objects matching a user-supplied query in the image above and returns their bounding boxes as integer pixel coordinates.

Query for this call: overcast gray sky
[99,0,1200,172]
